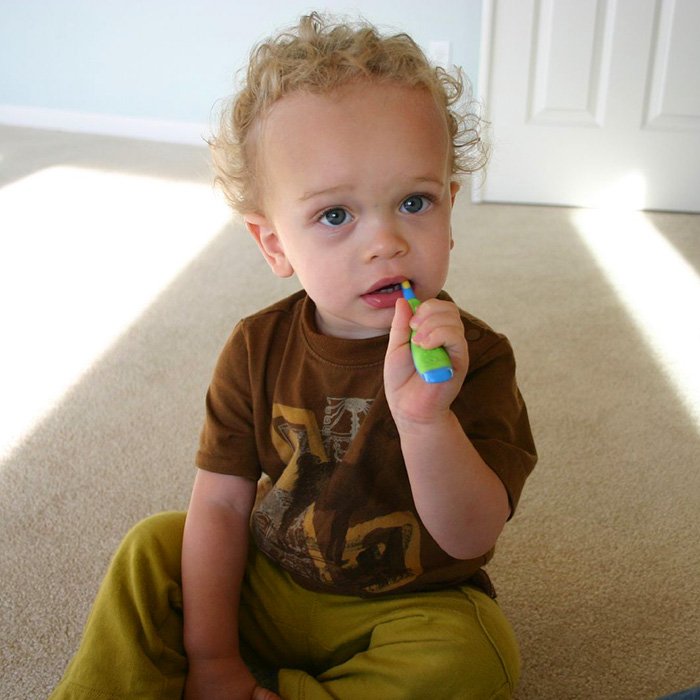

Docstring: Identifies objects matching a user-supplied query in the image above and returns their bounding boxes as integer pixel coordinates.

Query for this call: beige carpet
[1,124,698,699]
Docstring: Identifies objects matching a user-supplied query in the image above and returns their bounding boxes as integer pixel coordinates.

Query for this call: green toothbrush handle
[404,291,454,383]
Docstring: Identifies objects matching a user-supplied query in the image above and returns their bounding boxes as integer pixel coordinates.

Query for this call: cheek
[291,254,337,295]
[275,235,312,277]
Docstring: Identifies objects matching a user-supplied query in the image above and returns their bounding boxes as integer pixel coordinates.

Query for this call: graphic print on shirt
[252,399,422,594]
[322,397,372,462]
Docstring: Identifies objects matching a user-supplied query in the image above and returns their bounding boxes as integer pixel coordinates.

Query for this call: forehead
[256,82,451,197]
[267,79,445,124]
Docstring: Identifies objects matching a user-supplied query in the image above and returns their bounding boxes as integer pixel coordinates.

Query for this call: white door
[476,0,700,212]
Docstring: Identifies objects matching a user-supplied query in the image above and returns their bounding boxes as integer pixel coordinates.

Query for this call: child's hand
[384,297,469,429]
[185,656,281,700]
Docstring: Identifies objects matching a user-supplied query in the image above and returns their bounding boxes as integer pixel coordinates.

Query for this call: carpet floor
[1,124,698,699]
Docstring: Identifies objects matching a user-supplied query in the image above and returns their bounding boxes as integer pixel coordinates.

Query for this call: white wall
[0,0,483,143]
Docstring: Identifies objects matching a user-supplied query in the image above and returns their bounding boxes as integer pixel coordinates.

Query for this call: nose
[365,221,409,262]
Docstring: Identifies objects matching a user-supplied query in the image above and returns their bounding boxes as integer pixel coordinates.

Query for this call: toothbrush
[401,281,454,383]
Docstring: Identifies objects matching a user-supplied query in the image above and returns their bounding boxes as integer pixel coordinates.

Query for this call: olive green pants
[50,512,520,699]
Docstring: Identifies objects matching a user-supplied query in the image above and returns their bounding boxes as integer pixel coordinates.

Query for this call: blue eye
[400,195,430,214]
[319,207,352,227]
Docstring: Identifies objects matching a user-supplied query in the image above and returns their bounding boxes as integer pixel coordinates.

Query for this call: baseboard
[0,105,210,146]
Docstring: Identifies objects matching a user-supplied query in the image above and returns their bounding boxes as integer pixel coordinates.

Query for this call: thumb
[252,686,281,700]
[388,297,413,353]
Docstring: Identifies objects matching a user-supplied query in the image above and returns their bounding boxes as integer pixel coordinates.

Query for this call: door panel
[477,0,700,212]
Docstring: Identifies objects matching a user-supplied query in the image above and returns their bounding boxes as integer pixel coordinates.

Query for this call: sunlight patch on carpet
[573,207,700,428]
[0,166,231,459]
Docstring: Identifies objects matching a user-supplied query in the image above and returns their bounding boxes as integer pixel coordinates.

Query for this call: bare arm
[384,298,510,560]
[396,410,510,559]
[182,468,279,700]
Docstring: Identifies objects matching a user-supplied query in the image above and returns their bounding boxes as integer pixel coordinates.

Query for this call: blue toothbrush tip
[420,367,454,383]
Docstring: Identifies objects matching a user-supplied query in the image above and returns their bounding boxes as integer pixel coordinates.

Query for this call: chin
[342,318,391,340]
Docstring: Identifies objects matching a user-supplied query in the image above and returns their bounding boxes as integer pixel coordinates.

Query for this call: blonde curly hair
[209,12,487,214]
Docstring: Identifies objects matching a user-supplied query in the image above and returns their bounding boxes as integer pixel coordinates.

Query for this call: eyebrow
[299,176,445,202]
[299,184,349,202]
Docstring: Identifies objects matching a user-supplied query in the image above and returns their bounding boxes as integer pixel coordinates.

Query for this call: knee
[437,629,520,699]
[116,511,186,578]
[123,511,185,547]
[447,589,521,698]
[396,632,514,699]
[387,590,520,699]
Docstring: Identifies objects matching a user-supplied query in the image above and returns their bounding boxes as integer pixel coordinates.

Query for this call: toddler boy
[51,12,536,700]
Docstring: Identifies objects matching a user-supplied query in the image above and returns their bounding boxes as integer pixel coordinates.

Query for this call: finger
[409,312,469,375]
[410,308,462,346]
[412,318,464,351]
[252,686,282,700]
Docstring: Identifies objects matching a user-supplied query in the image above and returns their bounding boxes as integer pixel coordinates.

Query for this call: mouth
[361,277,410,310]
[365,278,410,295]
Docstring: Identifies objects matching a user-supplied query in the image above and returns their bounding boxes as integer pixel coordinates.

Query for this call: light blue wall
[0,0,482,125]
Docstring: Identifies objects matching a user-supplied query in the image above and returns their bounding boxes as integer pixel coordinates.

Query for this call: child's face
[245,81,459,339]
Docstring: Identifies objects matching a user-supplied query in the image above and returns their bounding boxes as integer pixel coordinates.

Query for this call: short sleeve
[195,322,262,481]
[455,331,537,516]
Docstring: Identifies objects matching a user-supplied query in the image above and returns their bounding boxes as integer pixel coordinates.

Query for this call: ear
[450,180,461,205]
[244,213,294,278]
[449,181,460,250]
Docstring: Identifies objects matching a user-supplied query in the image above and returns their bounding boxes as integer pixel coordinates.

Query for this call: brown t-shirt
[197,290,536,597]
